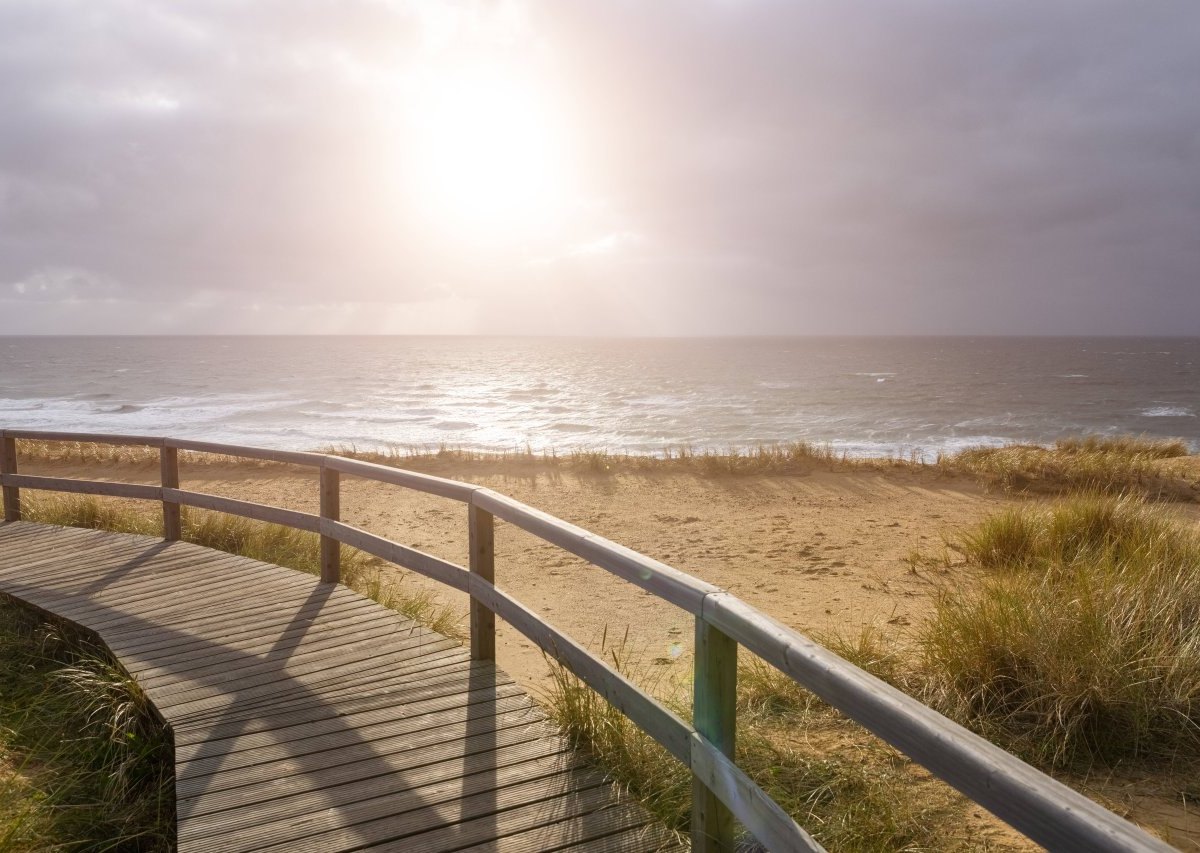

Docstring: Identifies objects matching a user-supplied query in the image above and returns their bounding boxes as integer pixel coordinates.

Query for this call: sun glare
[409,69,574,242]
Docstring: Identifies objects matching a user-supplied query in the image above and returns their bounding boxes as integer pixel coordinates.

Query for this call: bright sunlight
[408,67,575,242]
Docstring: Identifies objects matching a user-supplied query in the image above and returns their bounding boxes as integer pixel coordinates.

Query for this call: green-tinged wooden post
[1,435,19,522]
[693,618,737,852]
[469,500,495,661]
[160,446,181,540]
[320,465,340,584]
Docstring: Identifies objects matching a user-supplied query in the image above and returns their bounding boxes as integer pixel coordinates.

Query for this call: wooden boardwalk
[0,521,680,852]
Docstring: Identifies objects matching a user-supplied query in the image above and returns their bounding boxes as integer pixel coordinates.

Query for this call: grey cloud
[1,0,1198,333]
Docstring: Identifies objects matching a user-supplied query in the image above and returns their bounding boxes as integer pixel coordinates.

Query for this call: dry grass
[941,435,1196,500]
[924,494,1200,768]
[540,633,989,851]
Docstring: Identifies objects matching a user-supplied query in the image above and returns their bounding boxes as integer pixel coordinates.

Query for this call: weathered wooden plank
[319,465,340,583]
[366,772,622,853]
[195,754,596,853]
[2,473,162,502]
[165,437,324,467]
[468,500,495,661]
[692,618,737,852]
[161,446,182,540]
[175,693,541,787]
[323,454,478,501]
[3,429,164,446]
[453,807,674,853]
[163,488,322,533]
[1,436,19,521]
[177,732,574,837]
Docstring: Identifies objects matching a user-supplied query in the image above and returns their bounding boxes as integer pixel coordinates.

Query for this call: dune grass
[18,493,462,639]
[923,493,1200,768]
[540,634,979,851]
[942,435,1195,500]
[0,598,174,852]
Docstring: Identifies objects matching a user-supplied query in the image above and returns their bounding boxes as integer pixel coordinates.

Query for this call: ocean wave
[1141,406,1194,417]
[549,422,594,433]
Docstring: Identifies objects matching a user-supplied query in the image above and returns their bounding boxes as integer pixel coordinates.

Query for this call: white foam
[1141,406,1194,418]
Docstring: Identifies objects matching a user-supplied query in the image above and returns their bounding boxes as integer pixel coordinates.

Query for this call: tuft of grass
[942,434,1195,500]
[19,494,462,640]
[923,494,1200,768]
[0,598,174,851]
[541,633,977,851]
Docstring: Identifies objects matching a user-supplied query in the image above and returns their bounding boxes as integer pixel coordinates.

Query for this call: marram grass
[0,599,174,852]
[539,633,979,852]
[924,493,1200,768]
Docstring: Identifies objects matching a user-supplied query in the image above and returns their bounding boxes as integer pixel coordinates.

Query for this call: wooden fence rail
[0,428,1174,853]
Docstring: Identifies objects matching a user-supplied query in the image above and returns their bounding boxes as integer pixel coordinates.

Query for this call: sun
[407,67,574,243]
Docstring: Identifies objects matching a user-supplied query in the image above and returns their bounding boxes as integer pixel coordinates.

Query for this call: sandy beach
[16,451,1200,848]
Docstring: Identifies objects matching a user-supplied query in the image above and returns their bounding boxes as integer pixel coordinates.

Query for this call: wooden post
[469,501,495,661]
[320,465,340,584]
[1,435,19,522]
[692,619,737,852]
[160,446,181,540]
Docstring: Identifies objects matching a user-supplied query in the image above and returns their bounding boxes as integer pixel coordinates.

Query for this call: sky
[1,0,1198,336]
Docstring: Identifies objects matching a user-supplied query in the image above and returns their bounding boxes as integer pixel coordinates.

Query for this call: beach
[16,447,1200,848]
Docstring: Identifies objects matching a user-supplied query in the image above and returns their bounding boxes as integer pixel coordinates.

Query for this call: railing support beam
[160,446,181,540]
[692,618,737,852]
[1,436,19,522]
[319,466,340,584]
[469,501,495,661]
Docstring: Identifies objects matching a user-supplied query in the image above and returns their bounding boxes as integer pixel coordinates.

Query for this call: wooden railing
[0,429,1173,853]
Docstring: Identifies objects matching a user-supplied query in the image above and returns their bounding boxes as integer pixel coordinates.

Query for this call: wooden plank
[472,488,718,614]
[1,435,19,521]
[163,488,322,533]
[323,454,478,502]
[191,754,597,853]
[469,573,693,764]
[691,618,737,852]
[3,473,162,502]
[3,429,164,446]
[319,465,340,583]
[469,500,495,661]
[161,446,181,540]
[453,807,674,853]
[177,731,574,836]
[701,591,1174,853]
[165,437,324,467]
[175,694,542,788]
[319,519,469,591]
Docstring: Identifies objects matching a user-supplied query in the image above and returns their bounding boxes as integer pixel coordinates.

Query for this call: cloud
[1,0,1198,334]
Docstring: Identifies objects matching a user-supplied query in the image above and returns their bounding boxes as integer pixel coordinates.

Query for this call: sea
[1,336,1197,459]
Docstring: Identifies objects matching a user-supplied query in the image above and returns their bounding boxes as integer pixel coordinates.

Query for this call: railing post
[320,464,340,584]
[468,499,495,661]
[160,445,181,540]
[1,434,19,522]
[692,618,737,852]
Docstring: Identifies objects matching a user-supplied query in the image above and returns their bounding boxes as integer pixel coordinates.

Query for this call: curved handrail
[0,429,1173,853]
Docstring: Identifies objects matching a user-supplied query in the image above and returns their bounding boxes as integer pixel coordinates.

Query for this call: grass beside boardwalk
[923,493,1200,769]
[19,494,463,639]
[0,599,174,852]
[541,636,979,851]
